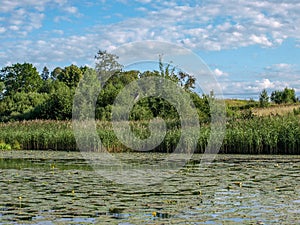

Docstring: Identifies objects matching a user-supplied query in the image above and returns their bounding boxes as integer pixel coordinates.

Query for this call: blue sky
[0,0,300,99]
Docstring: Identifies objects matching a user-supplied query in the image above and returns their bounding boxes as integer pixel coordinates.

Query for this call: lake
[0,151,299,224]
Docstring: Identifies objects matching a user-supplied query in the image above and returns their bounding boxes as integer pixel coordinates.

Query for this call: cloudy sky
[0,0,300,99]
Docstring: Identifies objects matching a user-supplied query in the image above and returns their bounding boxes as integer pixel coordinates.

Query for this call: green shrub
[11,140,21,150]
[0,141,12,150]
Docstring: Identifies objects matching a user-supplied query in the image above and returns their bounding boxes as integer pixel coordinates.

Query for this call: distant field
[225,99,252,107]
[252,104,300,116]
[225,99,300,117]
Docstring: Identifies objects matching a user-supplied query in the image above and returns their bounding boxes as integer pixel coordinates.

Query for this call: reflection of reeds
[0,116,300,154]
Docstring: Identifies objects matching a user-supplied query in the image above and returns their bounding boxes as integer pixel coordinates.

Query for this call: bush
[0,141,12,150]
[12,140,21,150]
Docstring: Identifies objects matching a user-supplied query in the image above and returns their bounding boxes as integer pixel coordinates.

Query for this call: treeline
[0,51,211,122]
[1,49,298,122]
[259,88,298,107]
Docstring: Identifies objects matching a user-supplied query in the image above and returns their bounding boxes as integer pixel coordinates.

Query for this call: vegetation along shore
[1,51,300,154]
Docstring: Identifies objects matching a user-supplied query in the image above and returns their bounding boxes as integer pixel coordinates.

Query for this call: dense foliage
[0,51,211,122]
[1,50,300,154]
[259,88,297,107]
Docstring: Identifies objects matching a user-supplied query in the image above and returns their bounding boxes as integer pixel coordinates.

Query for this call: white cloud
[135,0,152,4]
[220,78,293,98]
[73,0,300,51]
[0,0,78,37]
[0,27,6,33]
[258,78,275,89]
[214,68,228,77]
[9,25,19,31]
[54,16,72,23]
[264,63,295,74]
[53,29,64,35]
[261,63,300,83]
[249,35,273,47]
[1,0,300,50]
[64,6,78,14]
[0,0,300,96]
[273,63,293,70]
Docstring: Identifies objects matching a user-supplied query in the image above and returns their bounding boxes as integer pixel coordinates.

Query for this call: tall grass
[222,116,300,154]
[0,120,75,151]
[0,116,299,154]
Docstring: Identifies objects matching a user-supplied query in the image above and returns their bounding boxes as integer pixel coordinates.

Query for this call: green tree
[73,68,101,119]
[0,82,4,99]
[158,55,196,90]
[57,64,83,88]
[35,81,74,120]
[270,90,282,104]
[50,67,62,80]
[259,89,269,107]
[271,87,296,104]
[282,87,296,103]
[95,50,123,83]
[41,66,50,81]
[0,63,42,96]
[0,91,49,121]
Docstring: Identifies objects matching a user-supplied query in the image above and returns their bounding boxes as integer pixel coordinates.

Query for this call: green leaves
[57,64,83,88]
[270,87,297,104]
[259,89,269,107]
[0,63,42,96]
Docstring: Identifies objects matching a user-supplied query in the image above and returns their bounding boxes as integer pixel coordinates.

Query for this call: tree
[57,64,83,88]
[73,68,101,119]
[0,82,4,99]
[41,66,50,81]
[0,63,42,96]
[35,82,74,120]
[282,87,296,103]
[95,50,123,83]
[158,55,196,90]
[259,89,269,107]
[50,67,62,80]
[271,87,296,104]
[271,90,282,104]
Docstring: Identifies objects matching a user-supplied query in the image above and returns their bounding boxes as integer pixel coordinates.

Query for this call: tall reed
[0,116,299,154]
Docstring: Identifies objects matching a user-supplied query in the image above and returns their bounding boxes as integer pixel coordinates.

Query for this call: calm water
[0,151,299,224]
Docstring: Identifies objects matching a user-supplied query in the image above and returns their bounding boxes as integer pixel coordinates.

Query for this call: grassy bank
[0,116,300,154]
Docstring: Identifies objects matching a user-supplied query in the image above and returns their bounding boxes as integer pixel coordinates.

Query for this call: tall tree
[0,82,4,99]
[271,87,296,104]
[259,89,269,107]
[0,63,42,96]
[36,82,74,120]
[270,90,282,104]
[95,50,123,83]
[158,55,196,90]
[41,66,50,81]
[57,64,83,88]
[282,87,296,103]
[50,67,62,80]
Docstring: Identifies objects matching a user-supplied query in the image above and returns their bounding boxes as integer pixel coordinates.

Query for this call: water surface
[0,151,299,224]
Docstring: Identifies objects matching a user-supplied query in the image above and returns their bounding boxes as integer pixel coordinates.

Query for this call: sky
[0,0,300,99]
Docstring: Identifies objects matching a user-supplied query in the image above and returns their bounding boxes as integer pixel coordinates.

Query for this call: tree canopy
[0,51,298,122]
[270,87,297,104]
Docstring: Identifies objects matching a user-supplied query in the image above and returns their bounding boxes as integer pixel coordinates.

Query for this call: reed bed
[0,116,300,154]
